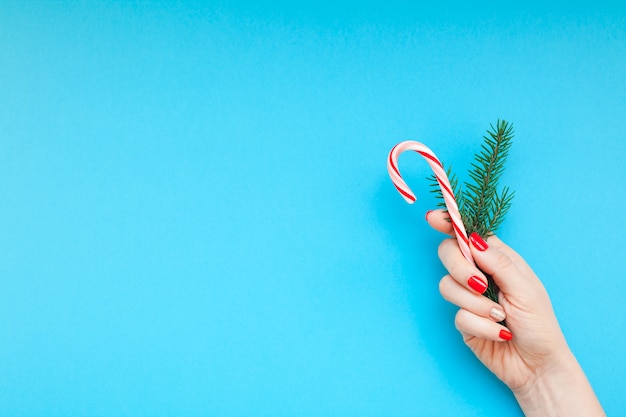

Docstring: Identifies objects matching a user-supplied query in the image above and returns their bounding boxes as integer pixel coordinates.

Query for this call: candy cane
[387,141,474,264]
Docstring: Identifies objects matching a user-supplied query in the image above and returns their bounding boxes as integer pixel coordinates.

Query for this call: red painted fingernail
[467,276,488,294]
[470,232,489,251]
[425,210,433,221]
[499,329,513,341]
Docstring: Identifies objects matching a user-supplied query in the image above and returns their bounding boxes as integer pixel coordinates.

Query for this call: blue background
[1,1,625,416]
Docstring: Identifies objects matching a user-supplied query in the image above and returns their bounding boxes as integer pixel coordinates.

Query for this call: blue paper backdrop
[1,1,625,416]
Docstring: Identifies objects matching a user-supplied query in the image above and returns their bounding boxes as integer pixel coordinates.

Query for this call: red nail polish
[499,329,513,341]
[470,232,489,251]
[425,210,433,221]
[467,276,487,294]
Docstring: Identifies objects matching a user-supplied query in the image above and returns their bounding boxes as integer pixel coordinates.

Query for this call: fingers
[438,238,490,295]
[426,208,531,273]
[426,209,534,280]
[468,233,533,295]
[439,275,506,322]
[435,233,515,342]
[477,235,536,278]
[455,309,513,342]
[425,209,453,235]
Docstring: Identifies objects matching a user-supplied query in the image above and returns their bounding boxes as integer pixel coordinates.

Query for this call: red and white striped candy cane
[387,141,474,264]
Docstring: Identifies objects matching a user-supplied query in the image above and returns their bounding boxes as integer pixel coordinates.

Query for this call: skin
[426,209,605,416]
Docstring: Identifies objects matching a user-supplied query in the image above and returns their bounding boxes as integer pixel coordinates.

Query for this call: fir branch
[464,120,514,237]
[487,186,515,235]
[484,276,499,305]
[428,120,515,304]
[427,166,464,213]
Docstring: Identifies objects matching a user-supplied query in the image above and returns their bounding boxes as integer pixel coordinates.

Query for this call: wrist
[513,349,605,417]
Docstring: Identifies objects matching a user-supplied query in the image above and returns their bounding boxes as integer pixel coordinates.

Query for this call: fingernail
[489,307,506,322]
[470,232,489,251]
[467,276,488,294]
[425,210,433,221]
[499,329,513,341]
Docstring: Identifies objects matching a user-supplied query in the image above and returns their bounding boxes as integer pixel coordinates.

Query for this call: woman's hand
[426,209,605,416]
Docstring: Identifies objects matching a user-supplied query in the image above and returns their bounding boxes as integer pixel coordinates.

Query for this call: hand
[426,209,566,389]
[426,209,604,416]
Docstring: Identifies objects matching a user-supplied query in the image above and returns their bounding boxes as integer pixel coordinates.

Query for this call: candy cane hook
[387,141,474,264]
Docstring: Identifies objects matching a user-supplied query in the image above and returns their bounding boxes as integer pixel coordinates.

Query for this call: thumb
[468,232,530,296]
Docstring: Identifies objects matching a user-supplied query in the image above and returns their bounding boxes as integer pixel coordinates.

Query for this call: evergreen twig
[427,166,464,213]
[430,120,515,303]
[464,120,514,238]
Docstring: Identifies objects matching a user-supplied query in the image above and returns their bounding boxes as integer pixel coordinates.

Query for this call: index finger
[426,209,454,236]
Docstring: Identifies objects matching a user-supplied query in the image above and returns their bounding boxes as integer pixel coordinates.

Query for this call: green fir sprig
[428,120,515,303]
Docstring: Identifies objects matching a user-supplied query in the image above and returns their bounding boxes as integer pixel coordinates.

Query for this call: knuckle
[454,309,469,331]
[437,238,456,260]
[492,250,514,271]
[438,275,454,300]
